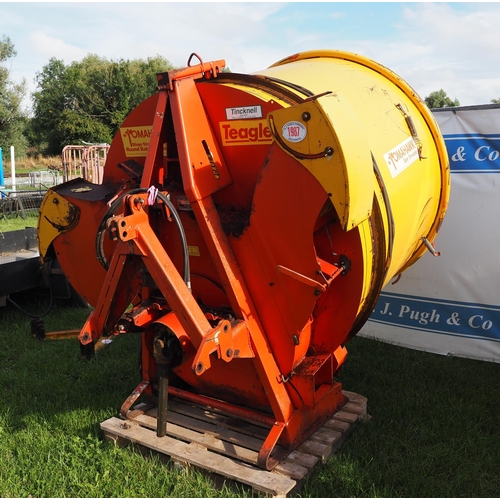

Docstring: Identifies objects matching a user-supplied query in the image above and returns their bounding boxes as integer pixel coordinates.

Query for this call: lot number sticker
[282,121,307,143]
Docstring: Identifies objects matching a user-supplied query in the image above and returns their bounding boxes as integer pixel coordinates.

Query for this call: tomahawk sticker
[384,136,419,177]
[120,126,152,157]
[282,121,307,143]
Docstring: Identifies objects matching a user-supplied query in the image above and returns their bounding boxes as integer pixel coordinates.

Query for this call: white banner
[359,104,500,363]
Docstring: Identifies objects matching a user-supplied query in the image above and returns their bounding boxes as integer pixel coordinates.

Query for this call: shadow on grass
[0,294,142,433]
[0,293,252,497]
[2,292,500,497]
[301,335,500,497]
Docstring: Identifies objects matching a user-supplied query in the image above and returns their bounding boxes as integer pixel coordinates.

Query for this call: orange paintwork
[38,52,449,469]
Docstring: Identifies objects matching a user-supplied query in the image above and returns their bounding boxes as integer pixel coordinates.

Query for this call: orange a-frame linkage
[78,58,347,470]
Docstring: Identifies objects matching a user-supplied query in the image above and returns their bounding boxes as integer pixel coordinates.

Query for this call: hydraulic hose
[95,188,191,290]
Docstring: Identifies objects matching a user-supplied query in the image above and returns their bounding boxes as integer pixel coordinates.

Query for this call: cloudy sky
[2,1,500,112]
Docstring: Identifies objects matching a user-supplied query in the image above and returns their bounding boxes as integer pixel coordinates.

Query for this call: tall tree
[29,58,68,154]
[0,35,28,155]
[424,89,460,108]
[491,98,500,104]
[31,55,174,155]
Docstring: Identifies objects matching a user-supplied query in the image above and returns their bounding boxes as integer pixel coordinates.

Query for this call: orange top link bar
[157,53,226,90]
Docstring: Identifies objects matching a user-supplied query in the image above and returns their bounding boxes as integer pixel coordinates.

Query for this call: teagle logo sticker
[282,121,306,143]
[220,119,272,146]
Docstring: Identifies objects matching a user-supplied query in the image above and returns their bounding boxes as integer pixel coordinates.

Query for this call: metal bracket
[191,319,254,375]
[421,236,441,257]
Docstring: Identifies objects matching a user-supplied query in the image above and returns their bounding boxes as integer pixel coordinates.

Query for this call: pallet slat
[131,410,314,481]
[148,407,267,452]
[101,417,297,497]
[168,399,270,438]
[101,390,367,497]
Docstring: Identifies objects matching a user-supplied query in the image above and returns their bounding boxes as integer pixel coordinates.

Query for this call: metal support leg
[154,337,174,438]
[156,363,170,437]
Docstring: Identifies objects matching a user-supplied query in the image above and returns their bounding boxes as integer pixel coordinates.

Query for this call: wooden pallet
[101,390,367,497]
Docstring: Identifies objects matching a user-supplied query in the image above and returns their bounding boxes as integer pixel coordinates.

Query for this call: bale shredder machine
[38,50,450,469]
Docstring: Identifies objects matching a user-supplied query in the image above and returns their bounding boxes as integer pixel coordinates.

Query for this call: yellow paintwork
[268,99,374,231]
[257,50,450,284]
[221,82,292,108]
[36,49,450,351]
[37,189,80,261]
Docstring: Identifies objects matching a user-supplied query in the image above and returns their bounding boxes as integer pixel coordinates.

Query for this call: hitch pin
[421,237,441,257]
[280,371,296,384]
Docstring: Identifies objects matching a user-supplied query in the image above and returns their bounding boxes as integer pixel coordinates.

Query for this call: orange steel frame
[74,58,351,469]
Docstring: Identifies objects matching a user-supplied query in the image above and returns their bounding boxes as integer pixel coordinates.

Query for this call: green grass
[301,337,500,497]
[1,290,500,497]
[0,298,249,497]
[0,195,42,232]
[0,215,38,232]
